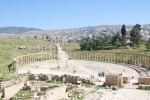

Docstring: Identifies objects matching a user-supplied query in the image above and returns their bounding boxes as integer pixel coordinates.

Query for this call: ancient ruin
[17,45,54,51]
[0,43,150,100]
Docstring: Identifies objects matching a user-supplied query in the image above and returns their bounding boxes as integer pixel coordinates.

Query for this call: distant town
[0,24,150,42]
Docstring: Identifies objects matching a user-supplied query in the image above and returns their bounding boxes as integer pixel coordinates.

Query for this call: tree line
[80,24,150,51]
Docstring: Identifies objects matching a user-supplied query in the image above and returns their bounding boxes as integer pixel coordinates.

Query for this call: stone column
[79,52,81,59]
[93,52,95,61]
[23,56,25,65]
[148,56,150,69]
[83,52,85,60]
[138,64,142,77]
[99,53,101,61]
[26,55,28,64]
[107,53,109,62]
[87,52,89,60]
[92,52,94,60]
[76,52,79,59]
[13,60,18,73]
[46,53,48,61]
[146,56,148,68]
[20,57,22,66]
[96,53,98,61]
[38,54,40,62]
[24,55,26,65]
[27,55,29,64]
[73,52,75,59]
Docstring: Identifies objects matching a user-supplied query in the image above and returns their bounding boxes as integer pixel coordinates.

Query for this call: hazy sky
[0,0,149,29]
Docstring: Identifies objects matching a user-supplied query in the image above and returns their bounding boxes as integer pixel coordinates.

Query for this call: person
[93,75,94,79]
[120,73,122,76]
[102,71,105,77]
[73,70,76,73]
[90,75,93,79]
[98,72,101,77]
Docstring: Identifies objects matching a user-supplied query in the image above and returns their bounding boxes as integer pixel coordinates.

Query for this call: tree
[87,38,94,50]
[120,37,126,46]
[79,40,87,50]
[79,37,95,50]
[112,32,122,47]
[146,39,150,50]
[130,24,142,47]
[97,36,105,48]
[34,35,37,39]
[121,24,126,37]
[121,24,127,46]
[46,36,49,39]
[114,38,122,47]
[103,35,111,47]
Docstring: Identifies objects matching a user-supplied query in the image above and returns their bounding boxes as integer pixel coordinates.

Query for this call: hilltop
[0,27,42,34]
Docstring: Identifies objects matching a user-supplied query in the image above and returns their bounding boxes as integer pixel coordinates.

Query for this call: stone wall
[138,77,150,85]
[18,45,54,51]
[2,82,24,100]
[105,74,123,86]
[1,75,28,89]
[39,86,67,100]
[123,77,130,83]
[27,74,92,85]
[64,75,79,84]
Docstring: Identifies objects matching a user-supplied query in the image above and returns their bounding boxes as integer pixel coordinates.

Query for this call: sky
[0,0,150,30]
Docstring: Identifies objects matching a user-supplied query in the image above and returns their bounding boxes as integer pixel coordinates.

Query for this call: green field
[0,39,55,75]
[64,43,150,55]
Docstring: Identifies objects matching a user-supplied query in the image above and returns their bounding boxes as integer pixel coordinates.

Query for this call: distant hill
[0,27,42,34]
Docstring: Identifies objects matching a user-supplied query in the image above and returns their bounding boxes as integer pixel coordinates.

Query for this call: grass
[64,43,150,55]
[17,90,37,94]
[0,89,3,93]
[0,39,55,80]
[0,72,19,81]
[13,89,37,100]
[138,85,150,91]
[47,80,64,84]
[120,85,124,88]
[94,85,104,90]
[70,91,84,100]
[84,83,94,88]
[65,43,80,51]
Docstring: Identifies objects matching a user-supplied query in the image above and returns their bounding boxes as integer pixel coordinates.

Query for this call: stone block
[122,77,130,83]
[65,75,79,84]
[66,86,73,92]
[118,77,123,86]
[51,75,63,82]
[138,77,150,85]
[105,74,123,86]
[40,86,49,92]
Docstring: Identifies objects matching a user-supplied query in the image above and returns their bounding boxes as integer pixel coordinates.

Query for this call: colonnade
[67,51,150,69]
[18,45,54,51]
[57,43,150,69]
[13,52,57,73]
[13,43,150,73]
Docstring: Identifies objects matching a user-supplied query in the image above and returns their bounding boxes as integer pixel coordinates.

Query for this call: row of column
[18,45,53,50]
[13,52,57,72]
[69,52,150,69]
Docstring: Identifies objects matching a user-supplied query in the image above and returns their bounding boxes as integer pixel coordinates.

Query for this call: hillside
[0,27,42,34]
[0,25,150,41]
